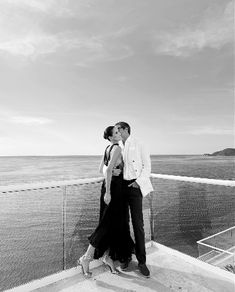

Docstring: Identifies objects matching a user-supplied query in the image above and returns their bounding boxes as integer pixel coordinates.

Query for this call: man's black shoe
[138,263,150,278]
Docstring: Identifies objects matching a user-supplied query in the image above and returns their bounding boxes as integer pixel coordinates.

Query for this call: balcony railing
[197,226,235,270]
[0,174,234,291]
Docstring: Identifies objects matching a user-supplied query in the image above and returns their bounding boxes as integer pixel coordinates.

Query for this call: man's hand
[104,192,111,204]
[128,181,140,188]
[112,168,121,176]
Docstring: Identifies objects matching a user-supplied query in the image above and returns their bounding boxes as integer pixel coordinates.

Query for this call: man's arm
[135,142,151,184]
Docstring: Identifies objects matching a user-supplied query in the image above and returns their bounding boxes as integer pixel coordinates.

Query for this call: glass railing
[150,175,235,261]
[0,185,65,291]
[197,226,235,271]
[0,179,104,291]
[0,174,234,291]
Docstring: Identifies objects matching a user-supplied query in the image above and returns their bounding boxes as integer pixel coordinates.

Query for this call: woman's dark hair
[103,126,114,141]
[115,121,131,134]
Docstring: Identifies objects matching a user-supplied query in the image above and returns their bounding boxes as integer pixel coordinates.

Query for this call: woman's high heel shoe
[102,255,120,274]
[77,255,92,277]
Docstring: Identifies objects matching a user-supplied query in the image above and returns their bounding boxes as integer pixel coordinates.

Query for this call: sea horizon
[0,155,234,188]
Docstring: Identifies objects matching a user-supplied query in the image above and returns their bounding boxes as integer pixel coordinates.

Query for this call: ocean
[0,155,234,291]
[0,155,234,186]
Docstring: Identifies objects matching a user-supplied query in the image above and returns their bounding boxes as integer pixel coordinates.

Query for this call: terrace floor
[6,242,235,292]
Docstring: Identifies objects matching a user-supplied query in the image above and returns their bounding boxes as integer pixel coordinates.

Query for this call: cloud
[9,116,53,125]
[2,0,74,17]
[0,29,133,65]
[0,32,132,64]
[0,1,134,64]
[0,2,54,58]
[153,1,233,57]
[73,27,134,66]
[0,34,59,58]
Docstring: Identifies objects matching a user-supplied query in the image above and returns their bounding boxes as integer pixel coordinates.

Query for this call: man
[115,121,153,278]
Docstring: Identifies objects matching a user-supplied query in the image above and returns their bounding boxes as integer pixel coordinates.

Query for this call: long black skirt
[88,175,134,262]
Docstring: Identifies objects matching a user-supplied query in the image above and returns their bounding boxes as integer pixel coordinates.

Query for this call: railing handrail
[197,226,235,243]
[0,177,104,193]
[151,173,235,187]
[0,173,234,193]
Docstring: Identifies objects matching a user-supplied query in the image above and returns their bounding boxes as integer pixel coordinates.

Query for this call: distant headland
[204,148,235,156]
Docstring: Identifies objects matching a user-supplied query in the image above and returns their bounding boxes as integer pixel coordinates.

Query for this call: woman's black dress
[88,144,134,262]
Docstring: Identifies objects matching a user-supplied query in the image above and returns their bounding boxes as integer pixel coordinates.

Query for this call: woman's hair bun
[103,126,114,140]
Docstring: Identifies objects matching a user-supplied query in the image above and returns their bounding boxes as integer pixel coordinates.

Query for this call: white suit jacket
[122,136,153,197]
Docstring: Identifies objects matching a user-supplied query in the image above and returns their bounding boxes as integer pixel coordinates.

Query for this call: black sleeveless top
[104,144,123,169]
[103,143,119,166]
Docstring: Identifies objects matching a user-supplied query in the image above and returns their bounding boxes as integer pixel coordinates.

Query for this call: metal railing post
[148,193,155,240]
[62,186,67,270]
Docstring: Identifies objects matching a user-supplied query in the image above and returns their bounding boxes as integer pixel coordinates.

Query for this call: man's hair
[103,126,114,141]
[115,121,131,134]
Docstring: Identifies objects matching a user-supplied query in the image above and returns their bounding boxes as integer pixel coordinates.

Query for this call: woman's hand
[112,168,121,176]
[104,192,111,205]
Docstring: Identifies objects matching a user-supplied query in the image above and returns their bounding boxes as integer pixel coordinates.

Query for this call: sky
[0,0,234,155]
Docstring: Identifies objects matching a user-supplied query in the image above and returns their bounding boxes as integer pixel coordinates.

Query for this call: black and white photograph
[0,1,234,291]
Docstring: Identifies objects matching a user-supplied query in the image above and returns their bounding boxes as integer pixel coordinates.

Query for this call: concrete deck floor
[6,242,235,292]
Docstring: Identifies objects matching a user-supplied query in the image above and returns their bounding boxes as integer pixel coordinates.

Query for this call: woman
[78,126,134,277]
